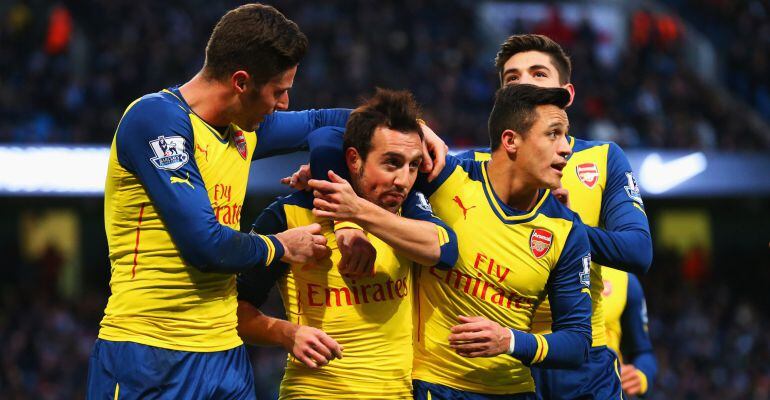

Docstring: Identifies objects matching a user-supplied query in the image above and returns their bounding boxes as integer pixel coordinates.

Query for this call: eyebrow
[548,121,568,130]
[383,151,423,161]
[503,64,552,76]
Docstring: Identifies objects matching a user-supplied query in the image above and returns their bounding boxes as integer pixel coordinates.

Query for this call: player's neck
[178,73,233,127]
[487,156,539,211]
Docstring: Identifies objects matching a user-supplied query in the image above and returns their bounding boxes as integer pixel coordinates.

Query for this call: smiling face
[347,126,423,213]
[513,104,572,189]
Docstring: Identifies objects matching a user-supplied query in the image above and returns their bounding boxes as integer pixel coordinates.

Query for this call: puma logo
[196,144,209,161]
[452,195,476,219]
[170,172,194,189]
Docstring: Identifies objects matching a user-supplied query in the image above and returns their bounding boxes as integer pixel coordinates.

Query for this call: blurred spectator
[0,1,767,149]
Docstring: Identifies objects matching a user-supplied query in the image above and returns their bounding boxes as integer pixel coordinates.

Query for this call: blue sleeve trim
[253,109,351,160]
[510,329,539,365]
[116,96,273,273]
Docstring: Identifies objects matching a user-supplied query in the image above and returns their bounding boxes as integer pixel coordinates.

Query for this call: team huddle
[87,3,656,400]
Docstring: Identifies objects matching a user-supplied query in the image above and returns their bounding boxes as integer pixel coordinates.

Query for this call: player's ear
[501,129,519,155]
[232,70,249,94]
[345,147,362,172]
[563,83,575,107]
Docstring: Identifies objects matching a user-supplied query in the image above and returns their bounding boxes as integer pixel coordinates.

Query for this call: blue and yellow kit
[238,184,457,399]
[459,137,651,349]
[460,137,651,398]
[99,87,349,352]
[410,155,592,395]
[308,128,592,396]
[603,268,657,396]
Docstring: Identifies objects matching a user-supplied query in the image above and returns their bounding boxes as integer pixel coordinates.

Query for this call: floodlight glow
[0,146,109,195]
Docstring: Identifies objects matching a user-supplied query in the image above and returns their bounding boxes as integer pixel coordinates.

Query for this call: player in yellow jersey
[603,268,657,397]
[86,4,363,399]
[307,84,593,399]
[236,89,458,399]
[456,34,653,399]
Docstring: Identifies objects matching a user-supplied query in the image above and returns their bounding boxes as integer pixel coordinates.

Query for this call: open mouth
[551,161,567,175]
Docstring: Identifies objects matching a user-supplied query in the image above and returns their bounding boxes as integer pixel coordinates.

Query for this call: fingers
[346,250,365,278]
[312,208,334,220]
[299,223,322,235]
[327,170,347,184]
[454,348,491,358]
[420,141,434,173]
[312,243,331,260]
[318,334,344,360]
[302,347,330,368]
[451,341,490,354]
[307,178,336,192]
[365,251,376,277]
[313,197,336,211]
[448,331,485,343]
[427,146,447,182]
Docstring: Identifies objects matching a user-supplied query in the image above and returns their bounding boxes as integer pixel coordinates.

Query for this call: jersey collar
[480,161,549,224]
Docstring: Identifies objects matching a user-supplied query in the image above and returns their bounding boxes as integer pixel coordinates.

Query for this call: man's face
[236,65,297,130]
[501,51,565,90]
[515,105,571,189]
[349,127,423,213]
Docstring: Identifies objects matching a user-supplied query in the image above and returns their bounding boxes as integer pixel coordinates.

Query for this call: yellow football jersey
[100,88,271,352]
[238,188,456,399]
[469,137,648,349]
[411,156,591,394]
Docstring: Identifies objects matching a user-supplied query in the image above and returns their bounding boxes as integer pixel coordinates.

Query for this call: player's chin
[378,197,403,213]
[537,175,561,190]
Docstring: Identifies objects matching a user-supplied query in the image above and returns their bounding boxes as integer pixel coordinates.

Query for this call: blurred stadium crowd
[2,1,770,399]
[1,0,769,149]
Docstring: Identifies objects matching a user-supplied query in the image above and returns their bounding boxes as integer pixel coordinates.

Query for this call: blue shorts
[86,339,255,400]
[530,346,623,400]
[413,379,536,400]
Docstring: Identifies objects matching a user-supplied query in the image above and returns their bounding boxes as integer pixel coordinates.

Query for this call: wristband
[508,329,516,355]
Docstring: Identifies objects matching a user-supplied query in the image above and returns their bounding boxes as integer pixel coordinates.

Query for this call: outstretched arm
[252,109,351,160]
[309,171,457,268]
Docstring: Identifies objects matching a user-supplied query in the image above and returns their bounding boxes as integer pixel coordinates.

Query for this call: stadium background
[1,1,769,399]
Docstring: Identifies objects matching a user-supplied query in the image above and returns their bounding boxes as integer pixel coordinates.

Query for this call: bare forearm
[236,300,295,348]
[353,199,440,265]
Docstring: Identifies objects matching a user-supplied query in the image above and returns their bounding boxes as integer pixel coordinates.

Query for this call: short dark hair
[344,88,423,160]
[203,3,308,85]
[488,84,570,150]
[495,34,572,85]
